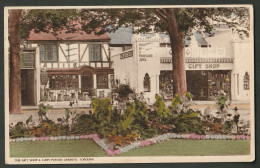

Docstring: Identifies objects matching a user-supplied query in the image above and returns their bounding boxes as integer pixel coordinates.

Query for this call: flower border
[9,133,251,156]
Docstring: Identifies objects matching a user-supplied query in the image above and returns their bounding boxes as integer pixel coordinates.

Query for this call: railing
[40,61,111,69]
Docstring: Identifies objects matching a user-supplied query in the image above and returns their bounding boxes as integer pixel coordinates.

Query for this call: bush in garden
[166,93,206,134]
[9,122,31,138]
[223,120,235,134]
[38,96,53,122]
[72,114,97,135]
[91,98,122,137]
[153,94,171,120]
[171,92,194,113]
[30,120,69,137]
[107,132,140,147]
[10,115,34,138]
[117,84,133,99]
[120,99,156,139]
[92,98,113,122]
[170,109,206,135]
[216,93,230,113]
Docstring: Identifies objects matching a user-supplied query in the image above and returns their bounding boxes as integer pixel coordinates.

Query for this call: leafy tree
[79,8,250,96]
[8,9,78,113]
[8,8,250,113]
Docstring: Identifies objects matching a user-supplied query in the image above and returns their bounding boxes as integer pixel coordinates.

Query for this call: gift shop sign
[185,63,233,70]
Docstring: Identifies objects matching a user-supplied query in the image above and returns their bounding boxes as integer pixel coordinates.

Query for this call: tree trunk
[8,10,22,114]
[165,9,187,97]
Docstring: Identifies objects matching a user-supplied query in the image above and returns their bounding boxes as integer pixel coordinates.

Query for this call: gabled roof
[27,24,111,42]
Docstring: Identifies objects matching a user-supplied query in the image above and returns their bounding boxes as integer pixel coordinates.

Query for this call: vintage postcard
[5,5,254,164]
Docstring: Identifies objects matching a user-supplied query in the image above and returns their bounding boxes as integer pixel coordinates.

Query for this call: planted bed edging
[9,133,251,156]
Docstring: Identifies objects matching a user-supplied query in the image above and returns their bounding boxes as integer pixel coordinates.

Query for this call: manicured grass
[10,140,107,157]
[119,139,250,156]
[10,139,250,157]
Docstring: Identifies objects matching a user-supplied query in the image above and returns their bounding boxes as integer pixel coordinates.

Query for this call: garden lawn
[10,140,107,157]
[10,139,250,157]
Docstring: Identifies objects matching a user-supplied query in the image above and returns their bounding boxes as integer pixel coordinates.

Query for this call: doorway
[21,69,36,105]
[81,70,93,96]
[186,71,208,100]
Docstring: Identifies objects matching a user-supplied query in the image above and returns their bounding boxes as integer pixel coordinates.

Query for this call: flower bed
[9,133,251,156]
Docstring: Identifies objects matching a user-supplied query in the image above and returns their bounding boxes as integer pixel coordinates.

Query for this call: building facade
[20,28,114,106]
[111,26,251,103]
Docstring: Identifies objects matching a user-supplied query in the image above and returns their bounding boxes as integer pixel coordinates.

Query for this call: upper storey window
[89,44,102,61]
[40,44,58,62]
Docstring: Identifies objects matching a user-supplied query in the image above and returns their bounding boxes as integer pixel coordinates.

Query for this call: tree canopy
[9,7,250,113]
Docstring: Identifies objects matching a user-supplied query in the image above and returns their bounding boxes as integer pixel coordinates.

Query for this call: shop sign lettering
[139,54,153,61]
[188,63,220,69]
[120,50,133,59]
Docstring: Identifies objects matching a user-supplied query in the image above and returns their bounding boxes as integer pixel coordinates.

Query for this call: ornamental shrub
[172,109,206,135]
[9,122,31,138]
[216,93,229,112]
[153,94,171,120]
[92,98,113,122]
[117,84,133,99]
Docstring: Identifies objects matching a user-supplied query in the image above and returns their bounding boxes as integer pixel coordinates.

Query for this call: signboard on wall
[185,63,234,70]
[138,42,155,61]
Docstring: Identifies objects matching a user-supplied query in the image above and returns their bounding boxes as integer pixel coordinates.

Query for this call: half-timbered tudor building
[20,26,114,106]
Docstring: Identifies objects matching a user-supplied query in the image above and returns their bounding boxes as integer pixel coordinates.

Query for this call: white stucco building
[110,25,251,103]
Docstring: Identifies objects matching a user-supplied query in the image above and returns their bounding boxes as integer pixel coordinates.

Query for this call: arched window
[244,72,249,90]
[143,73,150,92]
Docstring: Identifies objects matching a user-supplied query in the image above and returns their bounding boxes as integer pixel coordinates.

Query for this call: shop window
[244,72,249,90]
[143,73,150,92]
[159,71,173,99]
[89,44,102,61]
[40,44,58,62]
[48,75,78,90]
[97,74,108,89]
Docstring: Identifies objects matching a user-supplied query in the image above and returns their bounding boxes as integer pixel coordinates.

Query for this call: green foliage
[223,120,235,134]
[120,99,155,139]
[26,115,33,126]
[30,120,69,137]
[184,92,193,100]
[10,122,31,138]
[153,94,170,119]
[216,93,229,112]
[171,94,183,110]
[117,84,133,99]
[19,9,79,39]
[38,97,53,122]
[92,98,112,122]
[72,114,97,135]
[171,109,206,135]
[64,108,70,122]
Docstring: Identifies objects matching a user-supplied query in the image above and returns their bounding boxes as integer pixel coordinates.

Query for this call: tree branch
[155,9,167,22]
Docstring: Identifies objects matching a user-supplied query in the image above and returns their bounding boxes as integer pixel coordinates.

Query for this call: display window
[159,71,173,99]
[186,70,231,100]
[97,74,108,89]
[48,75,79,90]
